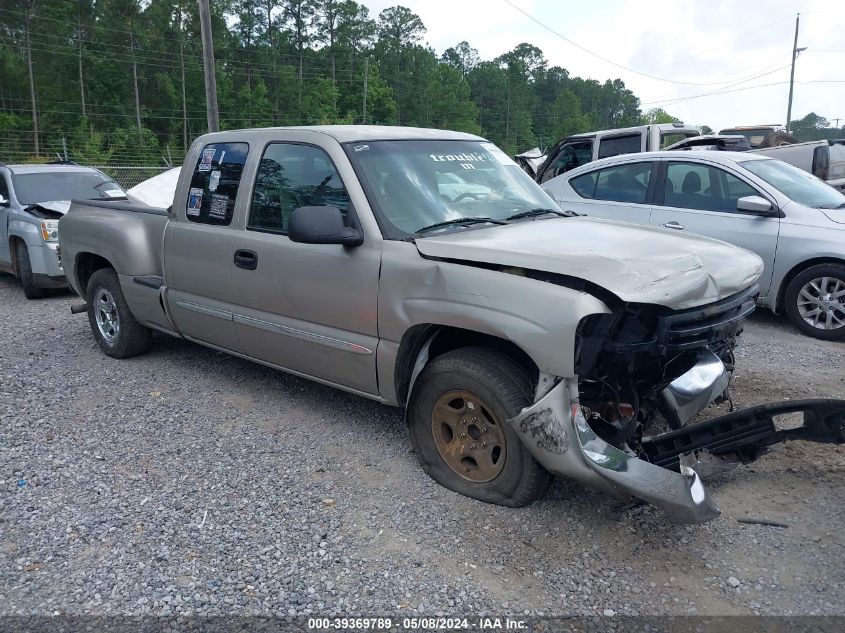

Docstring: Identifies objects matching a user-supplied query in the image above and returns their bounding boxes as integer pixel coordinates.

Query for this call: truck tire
[784,263,845,340]
[407,347,552,507]
[86,268,152,358]
[15,242,48,300]
[760,131,798,147]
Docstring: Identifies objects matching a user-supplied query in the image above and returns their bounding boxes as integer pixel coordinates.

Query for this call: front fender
[376,241,611,405]
[8,216,42,248]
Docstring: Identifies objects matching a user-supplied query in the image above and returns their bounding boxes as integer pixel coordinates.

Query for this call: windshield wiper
[414,216,507,235]
[506,208,570,221]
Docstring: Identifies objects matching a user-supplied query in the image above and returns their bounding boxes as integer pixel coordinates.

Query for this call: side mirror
[0,194,8,207]
[288,206,363,246]
[737,195,774,215]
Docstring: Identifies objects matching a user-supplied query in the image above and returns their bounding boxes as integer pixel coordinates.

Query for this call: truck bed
[59,198,170,298]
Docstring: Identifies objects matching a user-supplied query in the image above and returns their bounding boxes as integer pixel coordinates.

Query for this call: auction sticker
[209,194,228,219]
[209,170,221,192]
[480,142,517,166]
[199,148,215,171]
[187,187,203,216]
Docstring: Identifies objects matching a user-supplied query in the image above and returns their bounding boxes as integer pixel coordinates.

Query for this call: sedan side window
[665,162,762,212]
[249,143,350,234]
[591,162,653,204]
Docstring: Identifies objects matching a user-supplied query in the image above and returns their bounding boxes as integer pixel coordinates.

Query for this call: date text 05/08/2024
[307,617,528,630]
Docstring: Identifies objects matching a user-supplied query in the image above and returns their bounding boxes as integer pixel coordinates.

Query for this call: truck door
[536,139,594,184]
[229,142,381,396]
[163,142,250,352]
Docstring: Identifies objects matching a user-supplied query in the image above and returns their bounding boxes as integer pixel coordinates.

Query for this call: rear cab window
[597,134,642,159]
[186,142,249,225]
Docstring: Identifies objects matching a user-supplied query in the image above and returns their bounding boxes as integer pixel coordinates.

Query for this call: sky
[364,0,845,133]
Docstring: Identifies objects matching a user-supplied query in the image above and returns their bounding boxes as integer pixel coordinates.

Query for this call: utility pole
[785,13,801,130]
[130,28,142,133]
[24,1,39,156]
[362,57,368,124]
[180,37,188,151]
[198,0,219,132]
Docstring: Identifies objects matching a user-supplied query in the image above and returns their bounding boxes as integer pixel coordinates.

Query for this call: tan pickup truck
[58,126,845,523]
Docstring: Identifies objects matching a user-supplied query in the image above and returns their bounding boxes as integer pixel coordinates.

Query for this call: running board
[642,399,845,470]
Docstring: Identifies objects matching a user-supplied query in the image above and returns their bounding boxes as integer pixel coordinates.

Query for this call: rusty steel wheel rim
[430,390,507,482]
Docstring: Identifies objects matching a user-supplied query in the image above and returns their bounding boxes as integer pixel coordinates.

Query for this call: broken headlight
[40,219,59,242]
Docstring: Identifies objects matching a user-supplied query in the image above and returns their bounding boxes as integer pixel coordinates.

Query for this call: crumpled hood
[414,217,764,310]
[27,200,71,215]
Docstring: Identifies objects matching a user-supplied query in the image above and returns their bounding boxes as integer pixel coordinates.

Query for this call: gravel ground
[1,272,843,619]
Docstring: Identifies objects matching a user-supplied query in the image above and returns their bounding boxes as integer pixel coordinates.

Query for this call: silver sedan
[541,150,845,340]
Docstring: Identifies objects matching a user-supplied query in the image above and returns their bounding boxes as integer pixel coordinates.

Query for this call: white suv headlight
[40,219,59,242]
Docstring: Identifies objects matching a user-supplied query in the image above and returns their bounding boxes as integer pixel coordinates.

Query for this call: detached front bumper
[509,380,845,523]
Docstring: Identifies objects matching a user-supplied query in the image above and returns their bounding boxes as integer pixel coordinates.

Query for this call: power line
[501,0,795,87]
[641,79,844,107]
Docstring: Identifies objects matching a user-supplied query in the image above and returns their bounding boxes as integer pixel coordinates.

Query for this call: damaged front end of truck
[509,285,845,523]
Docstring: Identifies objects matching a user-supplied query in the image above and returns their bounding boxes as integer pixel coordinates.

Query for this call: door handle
[234,249,258,270]
[661,221,685,230]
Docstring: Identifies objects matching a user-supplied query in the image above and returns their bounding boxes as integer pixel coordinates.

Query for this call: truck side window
[186,142,249,226]
[539,141,592,184]
[597,134,641,159]
[248,143,350,234]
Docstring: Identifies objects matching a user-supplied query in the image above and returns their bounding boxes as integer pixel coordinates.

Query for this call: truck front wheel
[86,268,152,358]
[407,347,552,507]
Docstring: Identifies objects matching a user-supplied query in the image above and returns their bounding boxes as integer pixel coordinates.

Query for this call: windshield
[741,159,845,209]
[11,171,124,205]
[345,140,563,237]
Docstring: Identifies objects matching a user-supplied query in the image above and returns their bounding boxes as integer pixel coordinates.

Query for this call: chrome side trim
[181,335,383,402]
[234,313,373,355]
[176,300,233,321]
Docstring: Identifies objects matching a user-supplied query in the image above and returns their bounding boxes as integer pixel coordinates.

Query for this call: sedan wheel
[785,263,845,340]
[796,277,845,331]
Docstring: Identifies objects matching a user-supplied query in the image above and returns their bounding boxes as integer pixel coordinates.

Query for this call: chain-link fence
[89,164,175,189]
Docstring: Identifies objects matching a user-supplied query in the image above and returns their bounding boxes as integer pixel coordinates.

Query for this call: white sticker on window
[199,148,215,172]
[209,194,228,219]
[209,170,221,192]
[480,142,516,166]
[429,152,487,163]
[187,187,203,216]
[104,189,124,198]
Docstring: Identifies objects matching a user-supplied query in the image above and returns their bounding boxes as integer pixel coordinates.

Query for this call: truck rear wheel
[86,268,152,358]
[407,347,552,507]
[15,242,48,300]
[784,263,845,340]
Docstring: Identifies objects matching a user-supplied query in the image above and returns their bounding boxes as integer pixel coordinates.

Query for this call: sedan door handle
[661,221,685,230]
[234,249,258,270]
